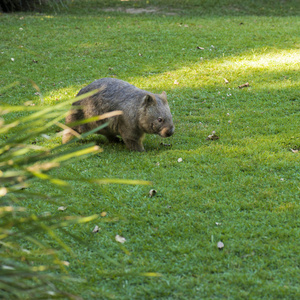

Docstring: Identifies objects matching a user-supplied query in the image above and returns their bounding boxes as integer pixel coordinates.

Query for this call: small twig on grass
[238,82,250,89]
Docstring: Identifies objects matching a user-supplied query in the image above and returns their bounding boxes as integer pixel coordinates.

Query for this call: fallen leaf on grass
[217,241,224,249]
[238,82,250,89]
[92,225,100,233]
[100,211,107,217]
[206,131,219,140]
[115,235,126,243]
[140,272,163,277]
[291,149,299,153]
[149,189,157,197]
[58,206,67,211]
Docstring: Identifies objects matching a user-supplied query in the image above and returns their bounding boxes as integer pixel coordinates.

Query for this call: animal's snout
[166,126,175,137]
[160,126,175,138]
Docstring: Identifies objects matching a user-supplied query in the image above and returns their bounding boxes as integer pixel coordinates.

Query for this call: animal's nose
[167,126,175,137]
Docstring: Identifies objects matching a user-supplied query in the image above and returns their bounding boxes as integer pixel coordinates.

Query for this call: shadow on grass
[70,133,176,153]
[67,0,300,17]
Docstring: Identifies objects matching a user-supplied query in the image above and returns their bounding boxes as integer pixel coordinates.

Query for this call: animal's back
[76,78,145,109]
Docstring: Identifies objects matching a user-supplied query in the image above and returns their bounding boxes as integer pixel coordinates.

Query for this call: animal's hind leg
[62,109,82,144]
[62,130,74,144]
[62,126,83,144]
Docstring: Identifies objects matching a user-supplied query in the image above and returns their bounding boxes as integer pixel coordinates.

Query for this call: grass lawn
[1,0,300,299]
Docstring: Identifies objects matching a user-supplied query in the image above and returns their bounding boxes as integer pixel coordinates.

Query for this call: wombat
[62,78,174,151]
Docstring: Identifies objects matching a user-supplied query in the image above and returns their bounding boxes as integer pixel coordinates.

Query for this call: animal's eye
[158,117,163,123]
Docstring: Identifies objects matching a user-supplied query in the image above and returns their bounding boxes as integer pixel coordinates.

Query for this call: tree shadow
[66,0,299,17]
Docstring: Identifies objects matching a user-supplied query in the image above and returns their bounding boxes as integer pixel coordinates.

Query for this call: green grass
[1,0,300,299]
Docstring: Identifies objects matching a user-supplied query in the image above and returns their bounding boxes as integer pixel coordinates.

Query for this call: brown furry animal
[62,78,174,151]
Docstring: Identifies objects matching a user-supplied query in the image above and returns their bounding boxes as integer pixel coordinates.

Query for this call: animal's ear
[142,94,157,107]
[160,91,168,104]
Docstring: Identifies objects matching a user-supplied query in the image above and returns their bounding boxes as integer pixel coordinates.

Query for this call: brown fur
[63,78,174,151]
